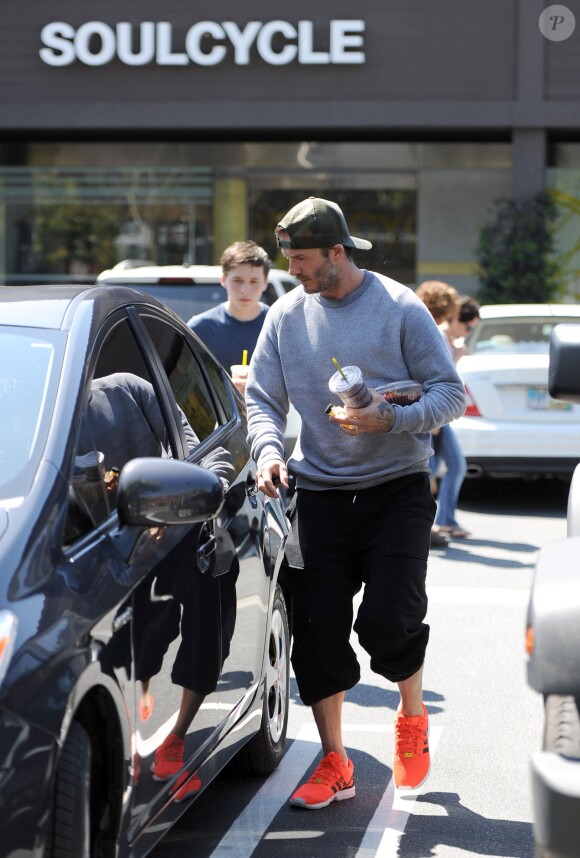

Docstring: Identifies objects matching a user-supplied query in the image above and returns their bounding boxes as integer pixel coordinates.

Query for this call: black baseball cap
[276,197,372,251]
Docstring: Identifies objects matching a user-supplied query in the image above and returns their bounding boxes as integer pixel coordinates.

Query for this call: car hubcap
[266,606,287,744]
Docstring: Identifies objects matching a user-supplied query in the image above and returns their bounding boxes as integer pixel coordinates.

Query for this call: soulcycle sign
[39,20,366,66]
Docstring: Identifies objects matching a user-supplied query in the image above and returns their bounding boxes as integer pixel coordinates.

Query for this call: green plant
[475,192,562,304]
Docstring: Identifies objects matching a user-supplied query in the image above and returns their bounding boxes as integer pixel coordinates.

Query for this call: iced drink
[230,364,249,394]
[328,365,372,409]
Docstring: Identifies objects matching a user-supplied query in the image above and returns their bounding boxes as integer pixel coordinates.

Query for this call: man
[187,240,271,395]
[245,197,466,808]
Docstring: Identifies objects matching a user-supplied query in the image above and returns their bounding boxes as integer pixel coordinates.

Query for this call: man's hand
[327,389,396,436]
[257,461,289,498]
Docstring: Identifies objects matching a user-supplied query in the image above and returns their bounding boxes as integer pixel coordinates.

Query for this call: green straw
[332,357,348,381]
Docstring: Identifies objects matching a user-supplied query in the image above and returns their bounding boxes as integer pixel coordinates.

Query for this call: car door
[70,312,230,843]
[136,311,272,727]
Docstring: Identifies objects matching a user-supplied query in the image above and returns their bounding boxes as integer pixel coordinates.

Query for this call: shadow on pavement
[399,790,534,857]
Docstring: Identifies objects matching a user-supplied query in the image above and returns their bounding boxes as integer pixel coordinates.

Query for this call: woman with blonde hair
[415,281,478,540]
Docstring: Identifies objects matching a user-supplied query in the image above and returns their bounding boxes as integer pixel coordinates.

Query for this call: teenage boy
[187,240,271,395]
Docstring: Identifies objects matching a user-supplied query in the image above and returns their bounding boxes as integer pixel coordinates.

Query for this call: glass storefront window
[0,140,511,289]
[547,166,580,301]
[0,165,213,284]
[249,185,416,285]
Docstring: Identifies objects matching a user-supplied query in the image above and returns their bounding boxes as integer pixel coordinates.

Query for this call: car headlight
[0,611,17,688]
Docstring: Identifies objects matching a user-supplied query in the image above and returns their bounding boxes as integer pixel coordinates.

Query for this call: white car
[97,260,299,319]
[97,261,301,460]
[453,303,580,479]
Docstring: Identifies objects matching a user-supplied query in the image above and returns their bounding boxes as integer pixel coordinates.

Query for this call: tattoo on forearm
[376,401,396,432]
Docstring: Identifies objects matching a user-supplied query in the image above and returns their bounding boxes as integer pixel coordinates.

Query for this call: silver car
[526,323,580,858]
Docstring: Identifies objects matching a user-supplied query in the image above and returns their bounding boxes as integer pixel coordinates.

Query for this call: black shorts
[284,473,436,706]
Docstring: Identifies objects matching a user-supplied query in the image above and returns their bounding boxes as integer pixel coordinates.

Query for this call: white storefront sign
[39,20,366,67]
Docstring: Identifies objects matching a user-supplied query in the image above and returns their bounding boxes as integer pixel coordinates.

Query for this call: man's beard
[302,258,339,294]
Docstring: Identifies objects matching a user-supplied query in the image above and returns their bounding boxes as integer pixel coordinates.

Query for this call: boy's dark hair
[458,295,481,324]
[220,241,271,277]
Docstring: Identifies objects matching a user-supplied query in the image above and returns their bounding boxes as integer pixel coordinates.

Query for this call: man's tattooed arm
[373,399,396,432]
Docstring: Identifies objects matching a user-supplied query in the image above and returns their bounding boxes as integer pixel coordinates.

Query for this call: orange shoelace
[308,755,347,787]
[395,721,425,756]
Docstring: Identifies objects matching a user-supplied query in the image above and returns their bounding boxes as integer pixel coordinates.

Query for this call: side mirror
[549,324,580,404]
[117,458,224,527]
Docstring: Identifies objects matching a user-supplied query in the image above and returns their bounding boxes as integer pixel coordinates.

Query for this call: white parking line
[209,724,320,857]
[355,726,442,857]
[209,721,442,858]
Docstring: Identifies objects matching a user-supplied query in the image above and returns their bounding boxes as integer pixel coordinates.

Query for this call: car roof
[480,303,580,319]
[96,262,297,287]
[0,284,169,330]
[97,264,224,284]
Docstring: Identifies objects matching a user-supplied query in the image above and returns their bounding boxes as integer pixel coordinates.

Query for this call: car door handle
[197,532,216,574]
[246,471,259,508]
[246,471,258,496]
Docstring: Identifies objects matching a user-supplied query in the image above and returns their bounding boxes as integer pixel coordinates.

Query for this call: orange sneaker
[171,770,202,803]
[393,704,430,790]
[290,752,355,810]
[139,693,154,722]
[151,733,184,781]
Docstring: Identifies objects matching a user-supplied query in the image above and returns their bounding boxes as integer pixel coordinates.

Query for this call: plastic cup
[376,380,423,406]
[230,364,249,383]
[328,365,372,409]
[230,364,249,395]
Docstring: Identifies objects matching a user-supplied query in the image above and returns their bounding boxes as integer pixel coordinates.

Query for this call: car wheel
[235,584,290,776]
[535,695,580,858]
[543,694,580,757]
[48,720,92,857]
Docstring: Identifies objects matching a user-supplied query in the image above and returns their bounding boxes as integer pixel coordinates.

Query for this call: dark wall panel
[0,0,520,131]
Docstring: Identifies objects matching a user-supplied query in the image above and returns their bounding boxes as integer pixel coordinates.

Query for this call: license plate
[527,387,572,411]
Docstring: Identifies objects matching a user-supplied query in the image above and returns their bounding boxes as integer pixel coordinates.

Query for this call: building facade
[1,0,579,296]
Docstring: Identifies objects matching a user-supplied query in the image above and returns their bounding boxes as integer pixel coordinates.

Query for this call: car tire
[543,694,580,758]
[48,720,92,857]
[234,584,290,776]
[535,695,580,858]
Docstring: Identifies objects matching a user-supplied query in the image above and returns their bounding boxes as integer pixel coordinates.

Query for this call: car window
[0,328,63,501]
[128,283,224,322]
[197,348,235,421]
[64,319,173,543]
[140,315,220,442]
[467,318,569,355]
[64,412,111,543]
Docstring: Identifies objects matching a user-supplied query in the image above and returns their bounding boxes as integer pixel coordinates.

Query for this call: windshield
[0,329,62,501]
[466,317,575,355]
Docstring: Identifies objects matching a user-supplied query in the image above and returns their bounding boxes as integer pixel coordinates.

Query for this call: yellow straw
[242,349,248,366]
[332,357,348,381]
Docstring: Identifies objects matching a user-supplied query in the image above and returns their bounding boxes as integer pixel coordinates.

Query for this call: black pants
[284,473,435,706]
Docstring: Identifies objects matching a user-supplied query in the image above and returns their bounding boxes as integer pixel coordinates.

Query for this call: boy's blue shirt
[187,302,268,370]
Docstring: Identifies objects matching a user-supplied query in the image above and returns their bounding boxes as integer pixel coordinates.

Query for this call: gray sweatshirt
[245,270,466,491]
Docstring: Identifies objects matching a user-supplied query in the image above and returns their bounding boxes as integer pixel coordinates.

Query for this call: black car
[0,285,290,857]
